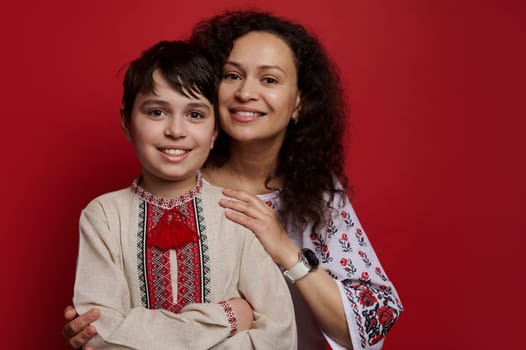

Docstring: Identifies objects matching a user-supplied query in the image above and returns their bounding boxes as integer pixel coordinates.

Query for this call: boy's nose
[164,116,187,138]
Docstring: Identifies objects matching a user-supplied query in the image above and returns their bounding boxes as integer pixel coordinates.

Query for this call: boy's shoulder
[83,186,135,212]
[197,180,256,238]
[199,180,224,202]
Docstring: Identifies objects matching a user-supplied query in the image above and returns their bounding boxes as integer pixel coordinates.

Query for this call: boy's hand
[228,298,254,333]
[62,305,99,349]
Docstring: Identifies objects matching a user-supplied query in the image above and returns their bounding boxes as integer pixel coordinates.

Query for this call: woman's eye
[223,73,241,80]
[262,77,278,84]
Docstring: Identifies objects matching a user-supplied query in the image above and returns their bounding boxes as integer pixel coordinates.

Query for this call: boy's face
[122,70,217,197]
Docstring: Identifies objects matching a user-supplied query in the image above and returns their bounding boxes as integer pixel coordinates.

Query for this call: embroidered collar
[131,173,203,209]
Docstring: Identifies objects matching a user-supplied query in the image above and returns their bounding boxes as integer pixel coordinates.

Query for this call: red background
[1,0,524,349]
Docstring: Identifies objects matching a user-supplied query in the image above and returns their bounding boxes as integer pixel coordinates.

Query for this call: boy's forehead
[136,90,212,105]
[146,70,212,104]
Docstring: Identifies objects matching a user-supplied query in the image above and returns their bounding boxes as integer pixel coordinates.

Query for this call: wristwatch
[283,248,319,284]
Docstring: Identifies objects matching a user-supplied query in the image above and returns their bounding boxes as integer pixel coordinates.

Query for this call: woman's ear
[120,107,132,141]
[291,93,301,123]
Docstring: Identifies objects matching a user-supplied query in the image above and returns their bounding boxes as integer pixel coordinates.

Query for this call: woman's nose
[235,79,258,101]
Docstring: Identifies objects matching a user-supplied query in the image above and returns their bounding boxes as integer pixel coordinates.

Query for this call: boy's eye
[148,109,165,117]
[189,111,204,119]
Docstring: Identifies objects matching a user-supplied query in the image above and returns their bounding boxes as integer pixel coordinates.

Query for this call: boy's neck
[139,173,200,199]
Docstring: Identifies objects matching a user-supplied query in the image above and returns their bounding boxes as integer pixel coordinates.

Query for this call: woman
[64,10,403,350]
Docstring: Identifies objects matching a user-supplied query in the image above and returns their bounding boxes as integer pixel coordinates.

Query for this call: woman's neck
[204,140,283,194]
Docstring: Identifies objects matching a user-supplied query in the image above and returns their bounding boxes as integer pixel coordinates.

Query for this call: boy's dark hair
[121,40,218,124]
[190,11,349,236]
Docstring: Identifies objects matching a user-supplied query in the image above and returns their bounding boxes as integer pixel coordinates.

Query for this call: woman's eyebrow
[224,61,286,74]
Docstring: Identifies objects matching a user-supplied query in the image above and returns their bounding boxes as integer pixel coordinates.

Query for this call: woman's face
[217,31,301,146]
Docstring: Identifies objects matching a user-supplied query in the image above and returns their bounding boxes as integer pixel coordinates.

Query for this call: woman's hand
[219,188,299,269]
[221,189,353,348]
[62,305,99,349]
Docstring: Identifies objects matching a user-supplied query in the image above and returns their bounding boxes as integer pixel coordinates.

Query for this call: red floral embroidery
[341,233,348,241]
[377,306,396,327]
[340,258,348,266]
[358,288,377,307]
[370,335,384,345]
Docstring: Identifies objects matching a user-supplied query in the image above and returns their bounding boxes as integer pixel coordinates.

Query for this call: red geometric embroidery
[174,242,201,312]
[144,200,202,313]
[147,247,176,311]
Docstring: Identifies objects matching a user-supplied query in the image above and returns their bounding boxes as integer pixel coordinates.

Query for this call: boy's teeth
[163,149,186,155]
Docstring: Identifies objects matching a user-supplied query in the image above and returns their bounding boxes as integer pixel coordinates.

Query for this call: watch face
[302,248,319,268]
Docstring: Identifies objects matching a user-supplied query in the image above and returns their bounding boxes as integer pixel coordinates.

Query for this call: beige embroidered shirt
[73,178,297,349]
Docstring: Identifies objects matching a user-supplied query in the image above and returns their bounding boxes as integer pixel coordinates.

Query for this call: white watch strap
[283,257,311,284]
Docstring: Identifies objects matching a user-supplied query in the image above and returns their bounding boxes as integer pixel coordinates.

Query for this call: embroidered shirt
[258,178,403,350]
[74,178,297,350]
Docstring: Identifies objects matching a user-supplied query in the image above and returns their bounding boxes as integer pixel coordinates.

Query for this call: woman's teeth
[235,111,262,117]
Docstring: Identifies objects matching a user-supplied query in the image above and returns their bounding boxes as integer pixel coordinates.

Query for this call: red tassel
[148,209,197,250]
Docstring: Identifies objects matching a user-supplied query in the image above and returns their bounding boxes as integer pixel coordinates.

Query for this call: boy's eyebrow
[140,99,170,107]
[140,99,211,111]
[185,102,212,111]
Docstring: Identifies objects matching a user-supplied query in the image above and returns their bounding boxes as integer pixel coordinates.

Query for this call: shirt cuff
[219,301,238,337]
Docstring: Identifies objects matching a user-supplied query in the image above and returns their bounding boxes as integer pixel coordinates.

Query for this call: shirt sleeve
[209,229,297,350]
[73,200,239,350]
[306,179,404,350]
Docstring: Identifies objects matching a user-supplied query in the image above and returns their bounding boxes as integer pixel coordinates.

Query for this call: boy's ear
[211,128,219,149]
[120,107,132,141]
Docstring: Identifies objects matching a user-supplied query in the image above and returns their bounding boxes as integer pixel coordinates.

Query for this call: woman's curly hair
[189,10,349,236]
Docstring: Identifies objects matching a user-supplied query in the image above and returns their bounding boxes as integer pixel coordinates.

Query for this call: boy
[73,41,296,349]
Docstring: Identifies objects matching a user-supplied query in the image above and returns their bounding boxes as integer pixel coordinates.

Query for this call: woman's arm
[220,188,351,348]
[220,187,403,350]
[62,306,98,349]
[313,183,403,349]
